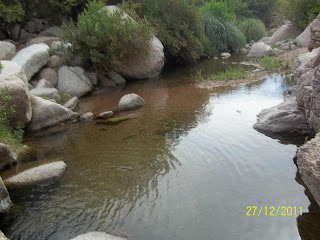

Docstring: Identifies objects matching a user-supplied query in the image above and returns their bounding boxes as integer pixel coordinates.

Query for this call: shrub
[202,15,246,53]
[239,18,267,42]
[138,0,207,64]
[0,87,24,150]
[64,0,153,70]
[281,0,320,29]
[209,66,247,81]
[260,56,289,70]
[201,0,236,22]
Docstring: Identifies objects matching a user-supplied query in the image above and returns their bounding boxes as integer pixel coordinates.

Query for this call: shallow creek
[1,56,319,240]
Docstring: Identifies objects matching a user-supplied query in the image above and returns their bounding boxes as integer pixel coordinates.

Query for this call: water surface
[1,63,319,240]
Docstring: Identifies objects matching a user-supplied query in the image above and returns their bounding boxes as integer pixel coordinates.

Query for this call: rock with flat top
[0,41,16,61]
[4,161,67,187]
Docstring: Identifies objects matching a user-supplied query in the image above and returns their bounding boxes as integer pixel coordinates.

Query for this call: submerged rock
[58,66,93,97]
[0,176,12,213]
[297,133,320,206]
[0,61,32,125]
[0,41,16,61]
[247,42,274,58]
[71,231,127,240]
[0,144,16,171]
[28,96,73,132]
[104,6,164,79]
[99,111,114,119]
[11,43,50,81]
[267,21,302,45]
[253,95,312,137]
[81,112,94,122]
[119,93,145,112]
[4,161,67,188]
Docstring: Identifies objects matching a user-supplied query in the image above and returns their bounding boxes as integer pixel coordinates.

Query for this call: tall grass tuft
[239,18,267,43]
[202,14,246,53]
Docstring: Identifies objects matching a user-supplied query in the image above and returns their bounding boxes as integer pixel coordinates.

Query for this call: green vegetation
[65,0,152,69]
[0,87,24,150]
[281,0,320,29]
[209,67,248,81]
[138,0,207,63]
[260,56,290,70]
[58,91,72,105]
[201,0,246,53]
[239,18,267,42]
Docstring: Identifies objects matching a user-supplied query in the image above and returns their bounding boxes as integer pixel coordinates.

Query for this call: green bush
[0,87,24,150]
[281,0,320,29]
[138,0,207,64]
[65,0,153,70]
[202,15,246,53]
[239,18,267,42]
[201,0,236,22]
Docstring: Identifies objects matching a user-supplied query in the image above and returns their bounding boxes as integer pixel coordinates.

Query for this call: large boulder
[28,96,73,132]
[71,232,127,240]
[0,176,12,213]
[11,43,49,81]
[0,144,16,171]
[4,161,67,187]
[119,93,145,112]
[104,6,164,79]
[57,66,93,97]
[295,23,312,47]
[0,41,16,61]
[253,95,312,137]
[247,42,274,58]
[297,133,320,206]
[0,61,32,124]
[30,87,61,102]
[309,13,320,51]
[268,21,302,45]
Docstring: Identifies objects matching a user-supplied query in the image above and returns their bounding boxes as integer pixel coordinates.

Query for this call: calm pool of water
[1,62,319,240]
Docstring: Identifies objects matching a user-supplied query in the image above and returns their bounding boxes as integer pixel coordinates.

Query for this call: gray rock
[4,161,67,187]
[295,23,312,47]
[0,61,32,124]
[297,133,320,206]
[101,78,117,88]
[221,52,231,59]
[28,96,73,132]
[64,97,79,111]
[0,144,16,171]
[119,93,145,112]
[267,21,302,45]
[247,42,275,58]
[13,25,37,41]
[240,48,248,54]
[253,95,312,136]
[38,68,58,87]
[12,43,49,81]
[104,6,164,79]
[81,112,93,122]
[26,36,60,47]
[0,176,12,213]
[99,111,114,119]
[0,41,16,61]
[23,18,43,33]
[106,70,126,85]
[258,36,271,43]
[71,232,127,240]
[85,72,98,86]
[47,55,63,70]
[30,87,61,102]
[39,27,67,38]
[36,79,55,89]
[58,66,93,97]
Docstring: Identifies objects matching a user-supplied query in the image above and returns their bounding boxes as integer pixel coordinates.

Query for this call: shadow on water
[0,61,320,240]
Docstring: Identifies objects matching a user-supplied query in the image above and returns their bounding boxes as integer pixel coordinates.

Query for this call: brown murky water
[1,58,320,240]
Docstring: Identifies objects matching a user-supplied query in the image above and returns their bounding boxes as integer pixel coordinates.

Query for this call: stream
[1,56,319,240]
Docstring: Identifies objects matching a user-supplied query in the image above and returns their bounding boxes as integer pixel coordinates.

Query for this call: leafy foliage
[239,18,267,42]
[0,87,24,149]
[138,0,207,63]
[260,56,290,70]
[201,0,236,22]
[64,0,152,70]
[281,0,320,29]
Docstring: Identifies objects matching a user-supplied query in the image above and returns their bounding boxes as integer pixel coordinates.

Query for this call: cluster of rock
[246,20,313,59]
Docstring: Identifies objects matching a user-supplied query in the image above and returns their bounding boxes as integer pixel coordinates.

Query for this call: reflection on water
[0,68,319,240]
